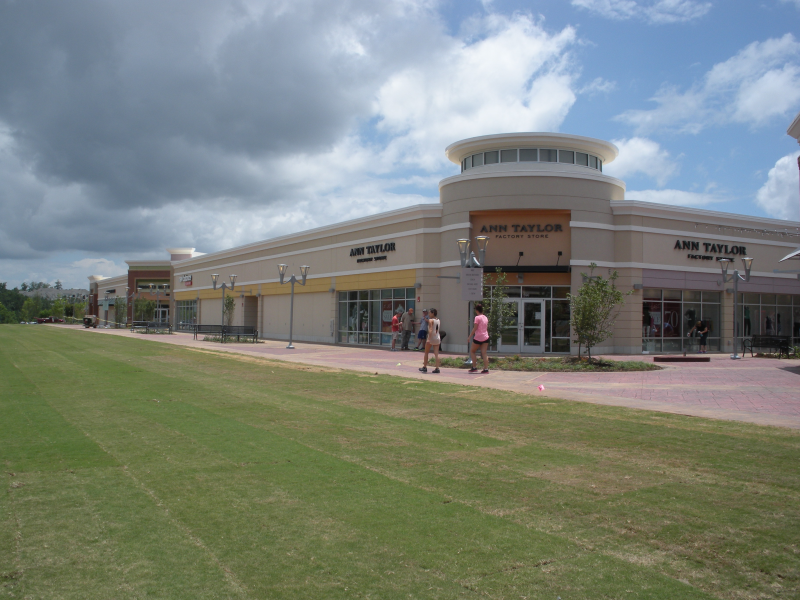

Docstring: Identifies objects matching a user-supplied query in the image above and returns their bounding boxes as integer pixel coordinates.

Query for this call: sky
[1,0,799,289]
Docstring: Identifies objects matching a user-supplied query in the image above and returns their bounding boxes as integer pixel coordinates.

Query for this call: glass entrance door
[498,299,545,353]
[155,307,169,323]
[522,300,544,353]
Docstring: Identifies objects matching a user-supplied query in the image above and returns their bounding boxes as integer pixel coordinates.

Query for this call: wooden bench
[742,335,792,359]
[194,324,222,340]
[193,325,258,342]
[145,321,172,334]
[221,326,258,342]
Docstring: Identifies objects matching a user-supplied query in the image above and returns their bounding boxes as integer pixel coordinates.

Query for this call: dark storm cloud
[0,0,448,258]
[0,0,437,207]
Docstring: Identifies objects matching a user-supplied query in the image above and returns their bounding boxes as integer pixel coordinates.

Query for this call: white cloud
[571,0,711,24]
[617,34,800,134]
[625,189,725,206]
[779,0,800,8]
[580,77,616,95]
[604,137,678,186]
[755,151,800,220]
[374,13,578,169]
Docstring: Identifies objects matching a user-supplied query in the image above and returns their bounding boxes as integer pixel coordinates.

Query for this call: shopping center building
[90,131,800,354]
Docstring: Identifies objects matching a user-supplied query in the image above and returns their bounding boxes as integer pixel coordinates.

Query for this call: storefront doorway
[499,298,545,353]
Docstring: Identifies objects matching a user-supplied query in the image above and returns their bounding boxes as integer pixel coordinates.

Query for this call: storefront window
[738,294,800,347]
[175,300,197,330]
[642,290,721,353]
[339,288,416,345]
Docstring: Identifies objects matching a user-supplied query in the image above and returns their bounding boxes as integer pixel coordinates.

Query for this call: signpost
[461,268,483,301]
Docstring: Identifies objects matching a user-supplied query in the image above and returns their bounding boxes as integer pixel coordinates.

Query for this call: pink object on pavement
[538,384,545,391]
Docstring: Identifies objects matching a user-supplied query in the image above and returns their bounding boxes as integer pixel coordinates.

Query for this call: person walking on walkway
[414,309,428,350]
[467,303,490,373]
[688,320,709,353]
[420,308,441,373]
[391,307,402,351]
[400,307,414,350]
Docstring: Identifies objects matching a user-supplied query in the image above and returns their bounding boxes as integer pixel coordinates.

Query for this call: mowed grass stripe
[14,331,713,598]
[2,327,796,598]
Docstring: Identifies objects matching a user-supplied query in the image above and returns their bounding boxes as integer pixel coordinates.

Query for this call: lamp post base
[286,343,295,349]
[730,354,741,359]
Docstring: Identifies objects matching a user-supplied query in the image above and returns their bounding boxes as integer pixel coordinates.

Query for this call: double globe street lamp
[457,236,490,268]
[719,256,753,360]
[211,274,237,331]
[278,264,310,349]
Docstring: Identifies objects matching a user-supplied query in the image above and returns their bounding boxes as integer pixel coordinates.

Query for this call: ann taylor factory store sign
[479,223,564,239]
[350,242,396,263]
[674,239,747,261]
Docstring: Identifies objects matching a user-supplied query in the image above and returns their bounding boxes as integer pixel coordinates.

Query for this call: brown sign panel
[470,211,570,267]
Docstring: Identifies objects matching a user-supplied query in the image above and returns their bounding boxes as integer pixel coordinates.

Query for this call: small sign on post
[461,268,483,301]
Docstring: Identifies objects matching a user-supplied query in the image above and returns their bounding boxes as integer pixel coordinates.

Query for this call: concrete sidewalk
[72,325,800,429]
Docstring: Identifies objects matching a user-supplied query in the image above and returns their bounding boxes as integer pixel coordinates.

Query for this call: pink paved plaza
[76,326,800,429]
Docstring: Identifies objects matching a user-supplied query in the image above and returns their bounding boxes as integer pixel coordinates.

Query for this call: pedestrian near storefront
[400,307,414,350]
[420,308,441,373]
[391,307,402,351]
[687,320,709,354]
[467,303,490,373]
[414,309,428,350]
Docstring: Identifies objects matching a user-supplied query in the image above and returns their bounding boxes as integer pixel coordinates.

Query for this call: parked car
[37,316,55,324]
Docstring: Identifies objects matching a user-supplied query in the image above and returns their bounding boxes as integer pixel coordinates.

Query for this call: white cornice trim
[172,203,443,268]
[569,221,799,248]
[611,201,800,228]
[181,261,463,291]
[173,224,471,277]
[438,163,626,191]
[570,259,797,279]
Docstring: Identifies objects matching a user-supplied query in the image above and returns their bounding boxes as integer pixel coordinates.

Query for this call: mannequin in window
[743,306,751,336]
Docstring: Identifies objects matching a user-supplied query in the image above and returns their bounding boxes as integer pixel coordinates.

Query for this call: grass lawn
[1,327,798,599]
[434,355,662,372]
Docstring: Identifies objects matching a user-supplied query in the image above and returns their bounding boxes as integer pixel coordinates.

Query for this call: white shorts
[392,331,400,341]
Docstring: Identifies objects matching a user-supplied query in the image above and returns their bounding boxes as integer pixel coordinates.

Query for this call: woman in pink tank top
[468,303,490,374]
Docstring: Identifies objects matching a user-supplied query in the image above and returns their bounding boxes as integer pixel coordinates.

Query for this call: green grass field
[2,326,798,599]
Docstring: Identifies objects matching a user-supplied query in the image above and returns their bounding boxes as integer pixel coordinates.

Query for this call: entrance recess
[498,299,545,353]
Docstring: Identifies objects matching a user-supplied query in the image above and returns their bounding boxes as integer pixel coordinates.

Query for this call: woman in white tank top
[420,308,441,373]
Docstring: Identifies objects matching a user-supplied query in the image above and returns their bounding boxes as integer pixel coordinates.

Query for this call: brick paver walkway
[72,326,800,429]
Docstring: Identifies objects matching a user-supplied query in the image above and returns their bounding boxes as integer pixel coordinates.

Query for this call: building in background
[88,132,800,353]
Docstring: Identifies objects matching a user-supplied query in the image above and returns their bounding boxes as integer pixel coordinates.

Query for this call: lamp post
[719,256,753,359]
[457,236,489,268]
[277,264,310,349]
[211,274,237,334]
[456,236,489,366]
[103,292,110,328]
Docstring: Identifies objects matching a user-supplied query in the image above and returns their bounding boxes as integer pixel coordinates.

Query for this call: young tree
[134,298,156,321]
[114,298,126,327]
[481,269,517,350]
[223,295,236,327]
[21,297,42,322]
[568,263,632,362]
[54,280,63,290]
[51,299,66,320]
[73,301,86,322]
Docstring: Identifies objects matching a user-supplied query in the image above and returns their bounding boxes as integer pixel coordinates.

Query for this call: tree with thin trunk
[482,269,517,350]
[569,263,632,362]
[223,295,236,327]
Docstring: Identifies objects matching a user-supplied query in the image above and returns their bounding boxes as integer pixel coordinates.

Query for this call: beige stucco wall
[167,165,800,354]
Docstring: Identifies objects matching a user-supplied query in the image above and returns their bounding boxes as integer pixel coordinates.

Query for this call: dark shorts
[417,330,427,340]
[472,337,489,346]
[700,334,708,343]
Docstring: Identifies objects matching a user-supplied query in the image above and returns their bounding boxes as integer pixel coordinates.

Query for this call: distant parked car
[56,318,65,323]
[19,321,26,324]
[37,316,55,324]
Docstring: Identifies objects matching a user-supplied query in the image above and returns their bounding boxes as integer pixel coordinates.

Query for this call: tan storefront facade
[94,132,800,354]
